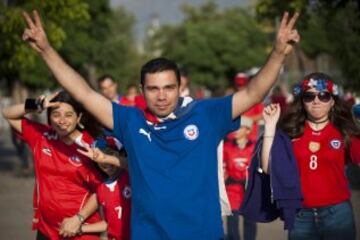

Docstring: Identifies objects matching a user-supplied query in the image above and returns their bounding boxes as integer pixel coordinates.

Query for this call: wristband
[76,213,85,223]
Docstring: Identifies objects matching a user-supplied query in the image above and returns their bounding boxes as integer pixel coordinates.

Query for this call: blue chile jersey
[112,95,240,240]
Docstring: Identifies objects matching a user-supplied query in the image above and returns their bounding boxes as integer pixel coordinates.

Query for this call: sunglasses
[302,91,332,103]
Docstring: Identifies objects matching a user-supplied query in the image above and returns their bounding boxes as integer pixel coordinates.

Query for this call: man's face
[99,78,118,101]
[142,70,180,118]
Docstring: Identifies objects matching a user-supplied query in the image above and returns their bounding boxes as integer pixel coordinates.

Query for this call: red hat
[234,73,249,87]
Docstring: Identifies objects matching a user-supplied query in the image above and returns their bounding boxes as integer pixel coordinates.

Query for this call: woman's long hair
[47,90,102,138]
[279,72,360,161]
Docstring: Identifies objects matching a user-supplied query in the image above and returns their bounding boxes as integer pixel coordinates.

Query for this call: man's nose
[157,89,166,100]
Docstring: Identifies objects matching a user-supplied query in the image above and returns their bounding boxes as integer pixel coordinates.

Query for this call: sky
[110,0,249,40]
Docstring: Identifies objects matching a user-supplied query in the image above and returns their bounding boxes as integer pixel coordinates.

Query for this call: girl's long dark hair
[47,90,102,138]
[279,73,360,161]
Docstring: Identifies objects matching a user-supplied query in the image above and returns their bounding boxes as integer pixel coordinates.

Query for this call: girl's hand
[263,103,281,128]
[77,144,106,163]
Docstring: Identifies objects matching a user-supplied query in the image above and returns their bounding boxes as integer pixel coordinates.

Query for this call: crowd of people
[0,8,359,240]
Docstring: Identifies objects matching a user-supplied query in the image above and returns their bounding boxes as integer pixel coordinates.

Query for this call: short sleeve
[112,102,136,144]
[21,118,48,148]
[203,95,240,138]
[350,137,360,165]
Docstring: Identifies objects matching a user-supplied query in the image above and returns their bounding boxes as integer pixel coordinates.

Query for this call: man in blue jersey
[21,10,300,239]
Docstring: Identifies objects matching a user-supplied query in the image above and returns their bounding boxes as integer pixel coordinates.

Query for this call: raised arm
[261,104,281,174]
[2,103,27,133]
[22,10,113,129]
[1,92,60,133]
[232,12,300,119]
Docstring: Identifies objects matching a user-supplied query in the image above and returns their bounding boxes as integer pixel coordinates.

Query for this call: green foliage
[255,0,360,91]
[0,0,89,90]
[0,0,140,93]
[145,2,268,90]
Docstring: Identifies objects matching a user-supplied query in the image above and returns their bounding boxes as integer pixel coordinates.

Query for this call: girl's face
[302,88,334,121]
[49,102,80,137]
[98,163,119,177]
[234,126,250,140]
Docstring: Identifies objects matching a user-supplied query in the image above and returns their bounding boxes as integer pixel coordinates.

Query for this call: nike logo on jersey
[42,147,52,156]
[139,128,151,142]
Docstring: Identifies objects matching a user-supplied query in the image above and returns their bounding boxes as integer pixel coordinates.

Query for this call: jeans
[289,200,356,240]
[226,215,257,240]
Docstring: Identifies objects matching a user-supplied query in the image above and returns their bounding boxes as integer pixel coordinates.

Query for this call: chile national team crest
[184,124,199,140]
[122,185,131,199]
[68,155,82,167]
[330,139,341,149]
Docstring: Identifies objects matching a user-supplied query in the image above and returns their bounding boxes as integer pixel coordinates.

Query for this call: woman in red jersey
[2,91,103,240]
[261,72,360,240]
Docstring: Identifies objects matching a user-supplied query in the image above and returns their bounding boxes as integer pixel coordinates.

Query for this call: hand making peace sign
[274,12,300,56]
[22,10,50,54]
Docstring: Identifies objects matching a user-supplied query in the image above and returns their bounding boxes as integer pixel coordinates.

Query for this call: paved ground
[0,128,359,240]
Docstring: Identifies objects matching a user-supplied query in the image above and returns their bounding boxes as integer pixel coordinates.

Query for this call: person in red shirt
[60,136,131,240]
[119,84,138,106]
[234,73,264,142]
[224,125,257,240]
[1,91,103,240]
[261,72,360,240]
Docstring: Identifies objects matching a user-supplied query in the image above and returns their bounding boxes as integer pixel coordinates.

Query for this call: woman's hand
[263,103,281,129]
[34,91,61,113]
[59,215,82,237]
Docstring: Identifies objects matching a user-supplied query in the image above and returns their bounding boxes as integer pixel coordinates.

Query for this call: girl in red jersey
[261,72,360,240]
[2,91,103,240]
[60,137,131,240]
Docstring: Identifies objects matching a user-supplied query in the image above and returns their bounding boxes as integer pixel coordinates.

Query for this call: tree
[59,0,141,91]
[255,0,360,91]
[0,0,140,101]
[0,0,89,99]
[145,2,268,91]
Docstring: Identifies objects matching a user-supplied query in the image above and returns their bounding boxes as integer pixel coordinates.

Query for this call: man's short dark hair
[97,74,116,87]
[140,58,181,86]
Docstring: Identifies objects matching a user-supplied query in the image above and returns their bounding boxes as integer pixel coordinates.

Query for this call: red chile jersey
[20,118,102,240]
[96,171,131,240]
[119,97,135,107]
[292,122,360,208]
[223,140,255,210]
[243,103,264,142]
